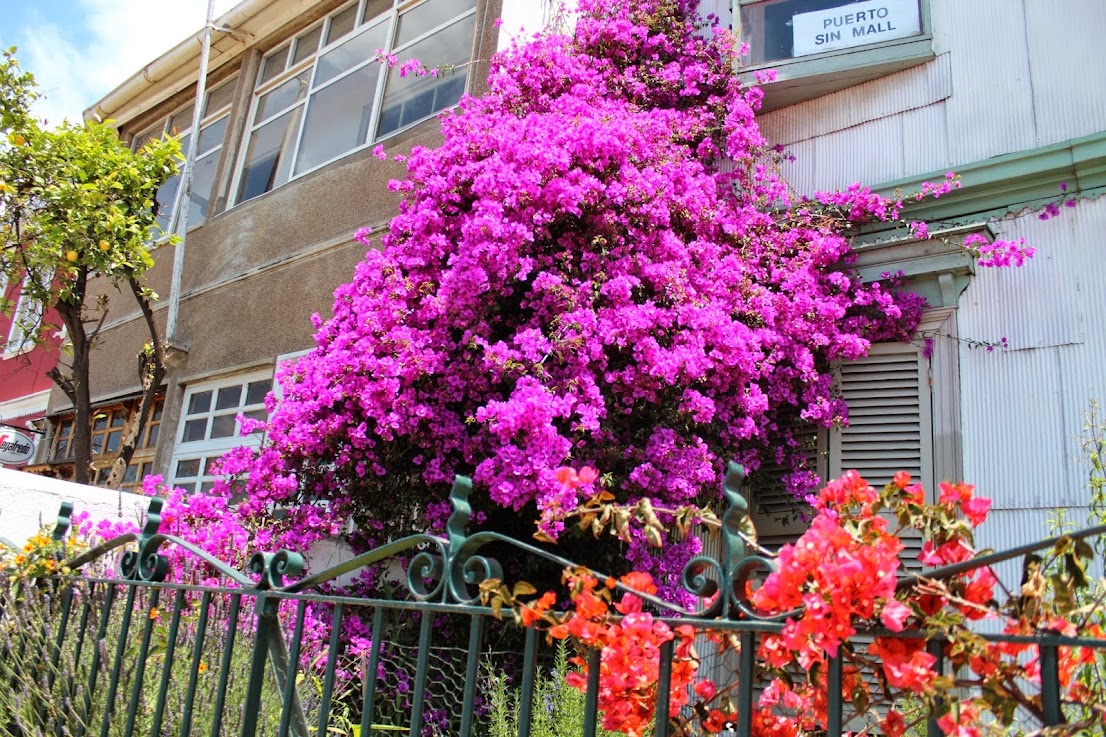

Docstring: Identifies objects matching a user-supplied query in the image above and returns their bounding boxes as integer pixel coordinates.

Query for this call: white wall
[0,468,151,548]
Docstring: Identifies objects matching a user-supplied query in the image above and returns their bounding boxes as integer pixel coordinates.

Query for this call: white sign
[792,0,921,57]
[0,428,36,465]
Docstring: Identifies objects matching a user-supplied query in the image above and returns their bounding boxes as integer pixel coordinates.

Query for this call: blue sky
[2,0,238,126]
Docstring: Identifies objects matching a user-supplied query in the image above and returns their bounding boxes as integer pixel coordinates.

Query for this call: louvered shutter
[747,423,823,552]
[830,342,932,572]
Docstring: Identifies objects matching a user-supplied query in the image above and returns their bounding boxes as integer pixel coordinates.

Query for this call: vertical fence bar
[926,639,944,737]
[209,592,243,737]
[47,582,75,691]
[123,588,162,737]
[98,584,138,737]
[653,638,675,737]
[407,609,435,737]
[180,590,213,737]
[1039,643,1062,726]
[582,647,602,737]
[359,608,387,737]
[736,631,756,737]
[278,600,309,737]
[826,655,843,737]
[517,626,540,737]
[458,614,485,737]
[316,603,347,737]
[76,582,115,737]
[149,588,187,737]
[60,581,96,737]
[241,592,278,737]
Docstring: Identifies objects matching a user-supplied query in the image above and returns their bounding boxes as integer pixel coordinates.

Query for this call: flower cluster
[226,0,938,588]
[504,469,1105,736]
[534,570,699,737]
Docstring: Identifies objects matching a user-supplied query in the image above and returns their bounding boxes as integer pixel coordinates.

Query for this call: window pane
[153,403,163,421]
[110,412,126,427]
[201,481,216,494]
[197,117,228,156]
[123,465,138,483]
[216,385,242,410]
[55,439,68,458]
[107,430,122,454]
[739,0,923,64]
[293,25,323,65]
[93,415,108,431]
[176,482,197,495]
[327,4,358,44]
[183,418,208,442]
[295,64,381,175]
[176,458,201,478]
[237,107,303,203]
[256,70,310,120]
[204,456,222,475]
[361,0,392,25]
[185,150,219,226]
[205,75,238,116]
[245,380,272,405]
[260,44,290,86]
[377,15,474,137]
[188,390,212,415]
[242,407,265,424]
[315,20,389,86]
[397,0,475,46]
[145,424,160,448]
[133,124,164,152]
[91,434,104,455]
[168,103,196,135]
[210,414,238,439]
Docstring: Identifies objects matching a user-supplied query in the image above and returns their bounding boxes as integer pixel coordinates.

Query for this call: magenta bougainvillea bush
[216,0,981,585]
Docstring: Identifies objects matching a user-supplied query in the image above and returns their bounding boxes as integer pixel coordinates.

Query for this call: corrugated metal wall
[742,0,1106,528]
[761,0,1106,193]
[959,196,1106,512]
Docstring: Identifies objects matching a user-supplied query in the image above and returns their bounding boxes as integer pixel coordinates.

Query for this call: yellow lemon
[98,239,110,251]
[65,250,79,262]
[8,133,26,146]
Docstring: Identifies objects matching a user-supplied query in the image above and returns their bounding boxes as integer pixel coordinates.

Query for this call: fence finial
[53,501,74,542]
[447,475,474,556]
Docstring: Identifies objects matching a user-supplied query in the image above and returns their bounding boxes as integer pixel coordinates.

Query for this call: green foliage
[0,48,180,335]
[485,640,625,737]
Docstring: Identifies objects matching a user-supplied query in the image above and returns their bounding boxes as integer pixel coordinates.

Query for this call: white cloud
[20,0,240,126]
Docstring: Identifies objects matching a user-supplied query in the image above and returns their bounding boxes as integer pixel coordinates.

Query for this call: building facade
[14,0,1106,566]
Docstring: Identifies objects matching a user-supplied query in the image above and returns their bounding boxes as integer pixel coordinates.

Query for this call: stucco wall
[0,468,150,548]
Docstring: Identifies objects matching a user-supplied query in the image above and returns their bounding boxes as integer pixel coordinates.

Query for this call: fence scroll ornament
[8,462,1105,737]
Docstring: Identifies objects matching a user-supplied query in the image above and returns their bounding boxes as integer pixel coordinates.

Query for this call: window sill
[738,35,934,112]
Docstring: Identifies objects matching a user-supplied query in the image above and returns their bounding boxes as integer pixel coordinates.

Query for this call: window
[3,274,46,359]
[233,0,476,205]
[133,74,239,232]
[733,0,932,110]
[45,396,164,492]
[745,332,952,572]
[170,371,272,494]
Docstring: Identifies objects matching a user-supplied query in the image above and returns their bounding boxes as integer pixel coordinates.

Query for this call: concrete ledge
[0,468,150,547]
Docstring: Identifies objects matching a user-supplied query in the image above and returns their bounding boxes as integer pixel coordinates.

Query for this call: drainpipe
[164,0,218,359]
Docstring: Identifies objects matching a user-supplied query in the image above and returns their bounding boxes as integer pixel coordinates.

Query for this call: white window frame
[133,73,239,234]
[229,0,477,206]
[169,368,273,494]
[3,276,44,360]
[732,0,933,110]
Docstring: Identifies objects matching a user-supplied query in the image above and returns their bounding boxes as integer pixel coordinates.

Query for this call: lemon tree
[1,49,181,484]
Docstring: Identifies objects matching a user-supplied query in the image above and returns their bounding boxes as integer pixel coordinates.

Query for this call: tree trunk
[104,275,167,490]
[48,283,93,485]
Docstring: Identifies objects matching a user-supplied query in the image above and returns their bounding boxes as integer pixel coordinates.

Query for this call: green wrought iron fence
[1,465,1105,737]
